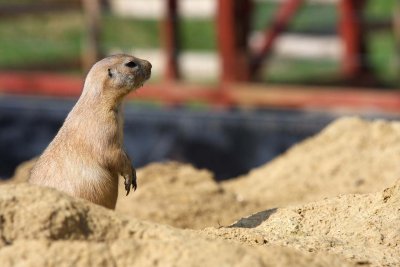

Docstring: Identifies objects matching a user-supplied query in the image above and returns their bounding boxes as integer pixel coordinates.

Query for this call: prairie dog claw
[132,167,137,191]
[124,167,137,196]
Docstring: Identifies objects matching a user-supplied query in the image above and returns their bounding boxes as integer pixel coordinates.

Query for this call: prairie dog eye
[108,68,113,78]
[125,61,138,68]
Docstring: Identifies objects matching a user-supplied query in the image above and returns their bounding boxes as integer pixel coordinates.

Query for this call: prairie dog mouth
[140,67,151,81]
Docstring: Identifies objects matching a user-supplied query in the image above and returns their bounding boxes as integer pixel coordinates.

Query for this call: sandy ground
[224,117,400,207]
[203,179,400,266]
[2,116,400,266]
[0,183,355,267]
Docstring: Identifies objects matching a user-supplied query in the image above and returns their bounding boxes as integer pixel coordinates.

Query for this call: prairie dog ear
[108,68,113,78]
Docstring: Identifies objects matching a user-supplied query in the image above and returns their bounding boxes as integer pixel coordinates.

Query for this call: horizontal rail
[0,72,400,112]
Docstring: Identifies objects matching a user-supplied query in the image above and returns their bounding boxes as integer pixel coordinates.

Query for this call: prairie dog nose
[142,60,152,70]
[140,59,152,80]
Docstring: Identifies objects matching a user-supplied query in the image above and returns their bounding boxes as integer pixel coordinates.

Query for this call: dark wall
[1,95,395,180]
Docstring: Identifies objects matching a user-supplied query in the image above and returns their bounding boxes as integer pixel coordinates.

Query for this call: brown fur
[29,54,152,209]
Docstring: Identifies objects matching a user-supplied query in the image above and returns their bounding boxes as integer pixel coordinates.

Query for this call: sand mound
[223,117,400,207]
[6,117,400,231]
[3,116,400,265]
[0,183,353,267]
[115,162,258,229]
[203,179,400,266]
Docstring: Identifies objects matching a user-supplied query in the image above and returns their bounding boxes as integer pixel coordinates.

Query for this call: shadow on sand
[229,208,277,228]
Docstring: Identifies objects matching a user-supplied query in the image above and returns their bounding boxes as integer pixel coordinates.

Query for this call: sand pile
[0,183,354,267]
[223,117,400,207]
[3,116,400,265]
[116,117,400,228]
[115,162,258,229]
[203,179,400,266]
[5,117,400,231]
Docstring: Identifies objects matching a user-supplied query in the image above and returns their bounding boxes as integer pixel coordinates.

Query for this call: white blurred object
[110,0,216,19]
[180,0,216,18]
[179,52,220,80]
[110,0,163,19]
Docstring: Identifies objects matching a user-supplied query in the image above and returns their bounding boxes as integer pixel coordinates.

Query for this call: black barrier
[1,96,396,180]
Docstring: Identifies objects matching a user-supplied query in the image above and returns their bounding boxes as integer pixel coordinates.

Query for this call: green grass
[179,19,216,50]
[102,15,160,50]
[0,12,83,67]
[365,0,396,20]
[367,32,398,85]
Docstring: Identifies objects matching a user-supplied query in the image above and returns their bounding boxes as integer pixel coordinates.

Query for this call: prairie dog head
[82,54,152,103]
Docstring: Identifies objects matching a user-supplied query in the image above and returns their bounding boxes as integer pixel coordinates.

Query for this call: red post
[217,0,251,84]
[338,0,367,79]
[163,0,180,81]
[250,0,303,77]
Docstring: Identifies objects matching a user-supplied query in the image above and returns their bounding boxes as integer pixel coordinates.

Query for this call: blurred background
[0,0,399,180]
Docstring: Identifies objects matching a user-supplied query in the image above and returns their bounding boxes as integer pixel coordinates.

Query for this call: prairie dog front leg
[120,151,137,196]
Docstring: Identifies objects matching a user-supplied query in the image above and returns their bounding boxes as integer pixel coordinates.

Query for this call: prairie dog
[29,54,152,209]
